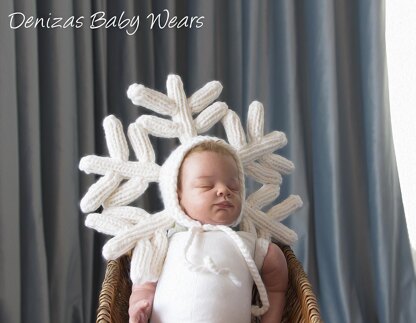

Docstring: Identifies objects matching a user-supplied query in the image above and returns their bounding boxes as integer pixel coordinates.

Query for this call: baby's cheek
[187,194,207,210]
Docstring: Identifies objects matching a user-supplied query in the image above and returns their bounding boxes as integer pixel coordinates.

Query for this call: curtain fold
[15,0,51,320]
[1,0,415,322]
[1,1,21,322]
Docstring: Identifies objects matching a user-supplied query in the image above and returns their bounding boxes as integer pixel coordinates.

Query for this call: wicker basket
[96,245,322,323]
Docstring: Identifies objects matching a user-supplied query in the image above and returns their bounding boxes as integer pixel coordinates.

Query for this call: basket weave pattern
[96,245,321,323]
[281,246,321,323]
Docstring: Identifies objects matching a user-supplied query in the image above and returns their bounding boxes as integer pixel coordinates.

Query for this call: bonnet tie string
[183,225,242,287]
[182,224,270,316]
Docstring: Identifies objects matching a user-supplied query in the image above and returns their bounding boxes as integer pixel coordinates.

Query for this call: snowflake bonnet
[79,74,302,316]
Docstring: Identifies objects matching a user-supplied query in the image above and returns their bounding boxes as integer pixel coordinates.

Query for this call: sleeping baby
[128,139,288,323]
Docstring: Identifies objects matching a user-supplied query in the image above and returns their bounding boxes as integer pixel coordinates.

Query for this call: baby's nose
[217,185,231,197]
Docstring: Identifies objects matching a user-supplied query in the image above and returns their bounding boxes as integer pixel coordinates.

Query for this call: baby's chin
[191,211,240,226]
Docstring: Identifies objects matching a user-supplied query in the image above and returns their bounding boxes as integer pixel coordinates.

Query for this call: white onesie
[150,230,268,323]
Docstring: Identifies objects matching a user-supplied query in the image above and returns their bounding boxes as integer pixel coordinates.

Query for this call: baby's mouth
[214,201,233,208]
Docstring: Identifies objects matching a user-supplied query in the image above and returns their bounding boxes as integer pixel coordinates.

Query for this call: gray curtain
[1,0,415,322]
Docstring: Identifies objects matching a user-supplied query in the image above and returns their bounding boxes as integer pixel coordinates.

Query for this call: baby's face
[178,151,242,226]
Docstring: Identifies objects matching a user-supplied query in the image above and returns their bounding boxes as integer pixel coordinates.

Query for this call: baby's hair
[177,141,239,189]
[184,141,236,159]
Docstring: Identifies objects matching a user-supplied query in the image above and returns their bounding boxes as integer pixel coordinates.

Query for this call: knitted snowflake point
[79,74,302,285]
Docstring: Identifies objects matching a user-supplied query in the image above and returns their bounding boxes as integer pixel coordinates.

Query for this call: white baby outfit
[151,230,268,323]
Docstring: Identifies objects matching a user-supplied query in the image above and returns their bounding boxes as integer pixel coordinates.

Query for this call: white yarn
[167,75,197,142]
[103,177,148,208]
[245,205,298,245]
[180,224,270,315]
[267,195,303,221]
[222,110,247,149]
[101,211,174,260]
[148,230,168,281]
[193,101,228,133]
[130,239,153,284]
[203,224,270,316]
[247,101,265,142]
[79,74,303,310]
[259,154,295,175]
[246,184,280,210]
[182,226,242,287]
[239,131,287,166]
[240,217,257,235]
[79,172,121,213]
[104,115,129,160]
[188,80,223,114]
[127,83,176,116]
[136,115,182,138]
[80,156,160,179]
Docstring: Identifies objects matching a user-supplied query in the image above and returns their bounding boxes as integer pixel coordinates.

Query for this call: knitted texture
[158,136,246,228]
[79,74,302,295]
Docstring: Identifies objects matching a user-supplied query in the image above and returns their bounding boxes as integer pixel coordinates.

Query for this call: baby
[128,141,288,323]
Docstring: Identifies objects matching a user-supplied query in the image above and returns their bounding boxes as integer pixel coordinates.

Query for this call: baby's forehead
[179,150,240,178]
[177,148,244,190]
[182,150,237,167]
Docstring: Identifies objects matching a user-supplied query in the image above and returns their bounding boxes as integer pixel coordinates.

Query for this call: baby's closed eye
[198,185,214,190]
[227,180,240,191]
[194,182,214,190]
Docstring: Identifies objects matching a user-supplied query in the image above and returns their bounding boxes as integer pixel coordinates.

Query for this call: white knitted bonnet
[79,75,302,309]
[159,135,245,228]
